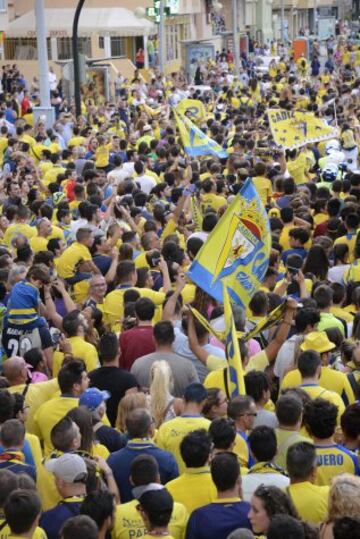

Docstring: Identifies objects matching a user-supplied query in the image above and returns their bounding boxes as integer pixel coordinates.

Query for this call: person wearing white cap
[40,454,88,539]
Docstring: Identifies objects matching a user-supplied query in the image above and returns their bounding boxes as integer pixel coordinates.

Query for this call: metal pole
[73,0,86,118]
[35,0,51,109]
[280,0,285,44]
[159,0,165,73]
[232,0,240,75]
[313,0,317,37]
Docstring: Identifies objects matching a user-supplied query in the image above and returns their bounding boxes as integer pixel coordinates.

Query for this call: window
[4,37,52,60]
[98,36,104,49]
[110,36,125,57]
[57,37,91,60]
[0,0,6,12]
[165,22,189,61]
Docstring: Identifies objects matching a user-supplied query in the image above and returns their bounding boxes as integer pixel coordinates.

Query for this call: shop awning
[7,7,157,38]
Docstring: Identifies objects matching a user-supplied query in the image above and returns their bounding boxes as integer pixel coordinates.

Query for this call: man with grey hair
[74,146,92,176]
[7,264,28,288]
[84,274,107,309]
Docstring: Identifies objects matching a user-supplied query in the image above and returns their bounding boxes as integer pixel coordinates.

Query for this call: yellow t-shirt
[30,235,48,253]
[204,350,269,393]
[33,395,79,456]
[0,137,8,165]
[281,366,355,406]
[274,429,311,470]
[48,225,65,241]
[313,212,328,226]
[155,416,211,473]
[113,499,188,539]
[8,378,59,435]
[330,305,354,323]
[57,242,92,279]
[287,481,329,524]
[134,251,150,269]
[0,521,47,539]
[3,223,36,247]
[314,444,360,486]
[233,432,251,469]
[334,233,358,262]
[252,176,273,206]
[279,224,295,251]
[43,165,66,186]
[287,153,308,185]
[166,466,217,514]
[201,193,227,212]
[342,129,356,149]
[37,453,62,510]
[103,287,165,333]
[95,145,110,168]
[67,136,86,148]
[296,384,345,424]
[52,335,99,376]
[25,432,43,468]
[344,258,360,283]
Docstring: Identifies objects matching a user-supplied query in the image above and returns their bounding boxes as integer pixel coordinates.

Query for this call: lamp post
[232,0,240,75]
[158,0,165,73]
[34,0,55,128]
[73,0,86,118]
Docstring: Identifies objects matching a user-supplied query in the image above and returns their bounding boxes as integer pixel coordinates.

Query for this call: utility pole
[313,0,317,37]
[158,0,165,73]
[73,0,86,118]
[232,0,240,75]
[34,0,55,128]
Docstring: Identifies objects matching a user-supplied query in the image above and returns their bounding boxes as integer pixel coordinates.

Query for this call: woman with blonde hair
[116,391,149,433]
[320,474,360,538]
[149,360,183,428]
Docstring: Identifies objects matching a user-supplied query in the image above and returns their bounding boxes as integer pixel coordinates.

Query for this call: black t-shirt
[89,366,138,426]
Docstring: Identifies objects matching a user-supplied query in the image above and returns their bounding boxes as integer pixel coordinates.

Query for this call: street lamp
[232,0,240,75]
[73,0,86,118]
[280,0,285,44]
[34,0,55,128]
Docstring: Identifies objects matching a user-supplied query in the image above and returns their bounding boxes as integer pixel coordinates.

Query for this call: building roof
[7,7,156,38]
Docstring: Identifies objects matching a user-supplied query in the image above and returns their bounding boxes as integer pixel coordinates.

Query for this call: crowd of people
[0,32,359,539]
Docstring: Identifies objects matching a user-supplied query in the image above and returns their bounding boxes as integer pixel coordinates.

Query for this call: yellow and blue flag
[187,178,271,307]
[174,110,228,159]
[175,98,206,122]
[223,283,245,397]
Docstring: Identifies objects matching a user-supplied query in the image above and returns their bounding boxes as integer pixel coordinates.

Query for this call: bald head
[3,357,28,385]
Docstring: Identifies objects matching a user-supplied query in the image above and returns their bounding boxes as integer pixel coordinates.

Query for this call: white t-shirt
[135,174,157,195]
[242,472,290,502]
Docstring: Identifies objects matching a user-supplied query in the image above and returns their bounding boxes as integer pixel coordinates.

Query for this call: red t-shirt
[119,325,155,371]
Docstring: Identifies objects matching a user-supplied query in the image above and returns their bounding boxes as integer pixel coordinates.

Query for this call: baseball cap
[79,388,110,411]
[300,331,336,353]
[143,124,152,132]
[45,453,87,483]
